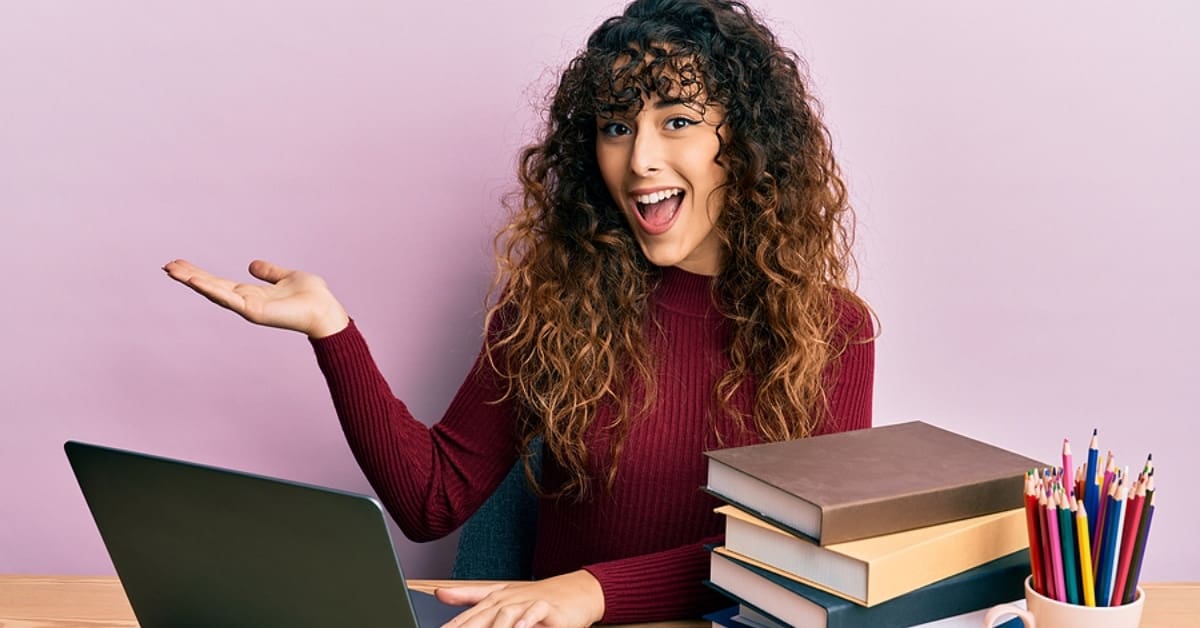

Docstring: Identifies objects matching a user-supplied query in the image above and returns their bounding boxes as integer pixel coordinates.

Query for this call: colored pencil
[1093,453,1116,572]
[1062,439,1073,496]
[1122,474,1155,604]
[1122,491,1155,605]
[1111,475,1146,605]
[1073,495,1096,607]
[1024,471,1045,595]
[1100,481,1127,606]
[1084,429,1099,536]
[1056,489,1079,604]
[1093,480,1116,604]
[1045,490,1066,602]
[1038,489,1056,599]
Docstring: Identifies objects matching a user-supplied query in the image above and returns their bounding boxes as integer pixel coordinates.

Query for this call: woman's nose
[629,129,663,176]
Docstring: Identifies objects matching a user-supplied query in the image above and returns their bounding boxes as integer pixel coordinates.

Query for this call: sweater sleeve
[309,319,521,542]
[583,534,727,623]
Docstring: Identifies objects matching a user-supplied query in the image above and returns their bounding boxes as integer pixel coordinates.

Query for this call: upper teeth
[636,188,683,205]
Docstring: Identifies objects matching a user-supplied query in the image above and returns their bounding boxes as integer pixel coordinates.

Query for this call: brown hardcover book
[704,421,1045,546]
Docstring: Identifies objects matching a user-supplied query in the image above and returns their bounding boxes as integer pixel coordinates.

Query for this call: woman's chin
[637,245,681,269]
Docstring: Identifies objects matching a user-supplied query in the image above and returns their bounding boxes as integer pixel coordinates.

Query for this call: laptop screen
[65,440,461,628]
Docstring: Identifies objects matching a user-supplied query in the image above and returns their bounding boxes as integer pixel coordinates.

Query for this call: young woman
[164,0,874,625]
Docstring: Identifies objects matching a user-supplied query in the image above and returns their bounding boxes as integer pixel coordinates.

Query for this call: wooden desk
[2,575,1198,627]
[0,575,703,627]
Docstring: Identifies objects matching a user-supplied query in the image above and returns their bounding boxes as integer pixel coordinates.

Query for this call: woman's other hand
[163,259,349,338]
[435,570,605,628]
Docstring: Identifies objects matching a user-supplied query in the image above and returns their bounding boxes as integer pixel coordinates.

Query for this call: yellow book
[717,505,1028,607]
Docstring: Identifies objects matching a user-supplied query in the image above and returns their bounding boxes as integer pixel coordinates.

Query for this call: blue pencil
[1093,481,1116,604]
[1084,429,1099,539]
[1099,481,1127,606]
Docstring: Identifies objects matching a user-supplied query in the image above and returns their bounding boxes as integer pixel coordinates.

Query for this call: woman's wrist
[307,305,350,339]
[565,569,606,625]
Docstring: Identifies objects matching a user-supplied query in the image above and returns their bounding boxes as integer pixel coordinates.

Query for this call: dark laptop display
[65,440,462,628]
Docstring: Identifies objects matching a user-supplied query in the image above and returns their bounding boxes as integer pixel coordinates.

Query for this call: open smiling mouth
[635,188,685,233]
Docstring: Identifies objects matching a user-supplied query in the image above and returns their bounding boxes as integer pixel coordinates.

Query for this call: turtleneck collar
[654,265,719,317]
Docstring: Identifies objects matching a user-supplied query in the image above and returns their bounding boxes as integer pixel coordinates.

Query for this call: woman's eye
[599,122,632,137]
[666,117,698,131]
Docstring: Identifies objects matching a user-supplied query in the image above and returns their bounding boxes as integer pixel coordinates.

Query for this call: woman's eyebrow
[653,97,690,109]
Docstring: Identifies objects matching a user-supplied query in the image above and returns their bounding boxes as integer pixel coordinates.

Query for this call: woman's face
[595,96,727,276]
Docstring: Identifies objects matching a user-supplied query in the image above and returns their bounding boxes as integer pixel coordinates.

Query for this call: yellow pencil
[1074,495,1096,607]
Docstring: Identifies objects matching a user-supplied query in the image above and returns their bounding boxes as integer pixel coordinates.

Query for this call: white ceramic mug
[982,576,1144,628]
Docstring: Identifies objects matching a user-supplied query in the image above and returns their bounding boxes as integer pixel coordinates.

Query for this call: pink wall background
[2,1,1196,581]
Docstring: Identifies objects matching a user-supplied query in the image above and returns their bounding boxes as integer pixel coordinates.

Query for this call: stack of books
[702,421,1044,628]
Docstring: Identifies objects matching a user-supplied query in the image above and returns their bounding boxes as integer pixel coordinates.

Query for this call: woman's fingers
[163,259,239,293]
[435,583,508,607]
[247,259,292,284]
[433,572,602,628]
[163,260,245,310]
[436,584,505,628]
[475,600,541,628]
[184,273,247,315]
[436,584,567,628]
[526,600,556,628]
[462,600,557,628]
[511,600,553,628]
[161,258,198,283]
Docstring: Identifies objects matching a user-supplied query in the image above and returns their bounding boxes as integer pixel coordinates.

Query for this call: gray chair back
[451,439,543,579]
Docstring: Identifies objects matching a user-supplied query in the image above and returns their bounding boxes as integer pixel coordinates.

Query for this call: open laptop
[65,440,464,628]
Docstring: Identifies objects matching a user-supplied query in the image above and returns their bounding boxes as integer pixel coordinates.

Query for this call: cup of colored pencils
[1021,429,1155,608]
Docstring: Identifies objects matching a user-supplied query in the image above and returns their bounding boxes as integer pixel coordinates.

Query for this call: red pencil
[1039,489,1057,600]
[1025,471,1045,594]
[1111,475,1146,603]
[1123,490,1156,604]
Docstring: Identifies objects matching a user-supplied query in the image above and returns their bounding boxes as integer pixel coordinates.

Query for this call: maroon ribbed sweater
[310,267,874,622]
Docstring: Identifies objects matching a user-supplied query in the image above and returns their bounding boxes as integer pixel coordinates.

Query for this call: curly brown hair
[485,0,872,500]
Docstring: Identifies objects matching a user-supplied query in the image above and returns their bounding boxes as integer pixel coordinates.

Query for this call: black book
[705,547,1029,628]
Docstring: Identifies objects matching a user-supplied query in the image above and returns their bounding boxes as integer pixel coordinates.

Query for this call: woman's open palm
[163,259,349,338]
